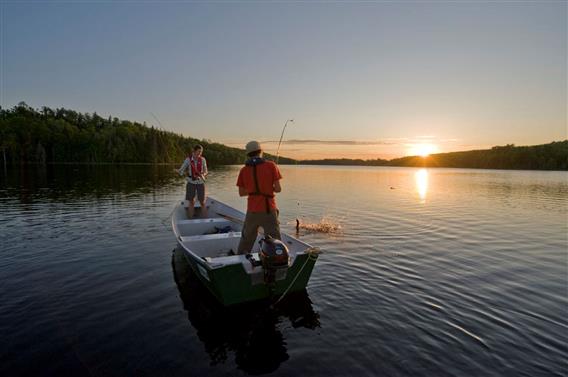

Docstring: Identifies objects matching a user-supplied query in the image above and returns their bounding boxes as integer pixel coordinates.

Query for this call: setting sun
[407,143,439,157]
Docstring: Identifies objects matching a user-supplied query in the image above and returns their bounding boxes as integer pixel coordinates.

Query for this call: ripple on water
[1,165,567,377]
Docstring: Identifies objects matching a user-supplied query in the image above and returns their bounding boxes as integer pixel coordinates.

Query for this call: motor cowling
[259,237,290,284]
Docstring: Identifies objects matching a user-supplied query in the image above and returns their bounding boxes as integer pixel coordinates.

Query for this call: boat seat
[177,217,230,225]
[179,232,242,243]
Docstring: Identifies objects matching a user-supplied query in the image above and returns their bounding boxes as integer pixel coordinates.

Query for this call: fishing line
[149,111,201,229]
[273,118,304,233]
[160,204,177,231]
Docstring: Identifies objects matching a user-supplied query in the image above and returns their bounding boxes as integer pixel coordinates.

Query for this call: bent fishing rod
[275,119,293,164]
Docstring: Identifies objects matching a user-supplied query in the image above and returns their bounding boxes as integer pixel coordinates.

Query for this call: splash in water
[292,217,342,234]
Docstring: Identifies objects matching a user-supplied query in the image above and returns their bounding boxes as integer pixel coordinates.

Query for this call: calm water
[1,165,566,377]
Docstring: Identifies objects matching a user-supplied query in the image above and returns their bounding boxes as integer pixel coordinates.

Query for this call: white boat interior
[172,197,311,272]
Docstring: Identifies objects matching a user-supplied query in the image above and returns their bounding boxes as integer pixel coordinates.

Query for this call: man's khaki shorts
[237,210,281,254]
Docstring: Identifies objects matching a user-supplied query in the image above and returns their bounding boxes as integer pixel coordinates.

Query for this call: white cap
[245,140,262,154]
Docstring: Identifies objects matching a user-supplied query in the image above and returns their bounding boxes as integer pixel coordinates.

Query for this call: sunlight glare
[408,143,438,157]
[415,168,429,202]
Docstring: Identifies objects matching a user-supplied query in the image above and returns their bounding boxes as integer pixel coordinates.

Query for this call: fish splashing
[294,217,342,234]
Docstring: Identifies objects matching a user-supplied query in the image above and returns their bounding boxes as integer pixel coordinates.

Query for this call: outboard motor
[259,236,290,284]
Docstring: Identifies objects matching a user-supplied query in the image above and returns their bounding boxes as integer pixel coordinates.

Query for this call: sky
[1,1,566,160]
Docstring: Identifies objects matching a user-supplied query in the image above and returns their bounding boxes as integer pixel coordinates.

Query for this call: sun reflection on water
[415,168,429,202]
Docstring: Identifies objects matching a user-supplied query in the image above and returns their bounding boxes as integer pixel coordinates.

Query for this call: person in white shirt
[178,144,208,217]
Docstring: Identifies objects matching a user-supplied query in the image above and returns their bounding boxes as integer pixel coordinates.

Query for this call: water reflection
[415,168,429,202]
[0,164,181,204]
[171,248,320,375]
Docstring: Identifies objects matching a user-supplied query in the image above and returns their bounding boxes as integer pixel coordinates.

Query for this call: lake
[1,164,566,376]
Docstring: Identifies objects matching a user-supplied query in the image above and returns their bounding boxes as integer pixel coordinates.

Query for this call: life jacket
[189,156,203,180]
[245,157,274,214]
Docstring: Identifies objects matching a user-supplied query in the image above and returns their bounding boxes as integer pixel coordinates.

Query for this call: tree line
[302,142,568,170]
[1,103,565,170]
[0,103,294,166]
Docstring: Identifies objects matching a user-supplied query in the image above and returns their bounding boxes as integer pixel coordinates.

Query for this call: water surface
[1,165,566,376]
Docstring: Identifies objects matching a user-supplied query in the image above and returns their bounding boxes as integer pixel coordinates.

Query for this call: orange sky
[225,138,494,160]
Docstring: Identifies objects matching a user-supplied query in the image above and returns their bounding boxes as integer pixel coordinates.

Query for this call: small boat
[171,197,319,306]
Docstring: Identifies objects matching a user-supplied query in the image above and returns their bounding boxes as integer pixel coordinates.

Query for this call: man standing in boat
[178,144,208,217]
[236,141,283,254]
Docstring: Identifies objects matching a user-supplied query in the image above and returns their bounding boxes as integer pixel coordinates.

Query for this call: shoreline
[2,162,566,172]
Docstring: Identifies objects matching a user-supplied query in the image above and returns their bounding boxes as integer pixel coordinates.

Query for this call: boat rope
[270,247,320,308]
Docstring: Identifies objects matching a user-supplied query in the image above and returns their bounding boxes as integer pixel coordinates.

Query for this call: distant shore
[3,159,567,172]
[2,104,566,171]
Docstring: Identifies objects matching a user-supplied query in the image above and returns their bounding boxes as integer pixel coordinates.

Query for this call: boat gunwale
[171,197,312,271]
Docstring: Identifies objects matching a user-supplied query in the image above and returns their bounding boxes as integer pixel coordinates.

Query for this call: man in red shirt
[236,140,282,254]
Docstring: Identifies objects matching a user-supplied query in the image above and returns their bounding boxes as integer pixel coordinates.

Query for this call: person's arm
[237,169,247,196]
[202,158,208,177]
[273,180,282,193]
[178,158,189,176]
[272,163,282,193]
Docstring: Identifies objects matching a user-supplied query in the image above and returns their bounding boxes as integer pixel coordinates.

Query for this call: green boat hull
[183,251,318,306]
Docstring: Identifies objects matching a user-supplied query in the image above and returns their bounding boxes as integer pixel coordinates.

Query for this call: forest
[1,103,566,170]
[0,103,294,166]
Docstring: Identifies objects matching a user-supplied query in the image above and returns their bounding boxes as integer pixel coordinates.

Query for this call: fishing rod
[275,119,293,164]
[273,118,304,235]
[150,112,166,131]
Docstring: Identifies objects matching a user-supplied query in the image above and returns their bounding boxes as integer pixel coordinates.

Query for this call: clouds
[259,137,465,148]
[260,139,399,146]
[222,137,475,160]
